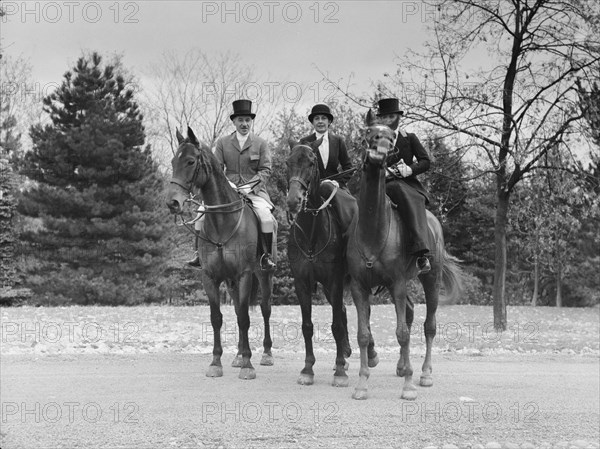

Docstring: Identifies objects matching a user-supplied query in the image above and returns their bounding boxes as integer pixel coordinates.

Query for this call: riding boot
[260,232,276,270]
[416,252,431,274]
[186,235,201,268]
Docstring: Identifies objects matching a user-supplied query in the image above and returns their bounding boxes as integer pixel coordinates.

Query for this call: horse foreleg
[392,281,416,400]
[420,272,439,387]
[258,272,274,366]
[204,274,223,378]
[326,277,349,387]
[351,282,371,400]
[295,276,316,385]
[236,271,255,380]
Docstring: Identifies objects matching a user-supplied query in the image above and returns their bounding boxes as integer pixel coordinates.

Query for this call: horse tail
[427,212,464,304]
[440,250,464,305]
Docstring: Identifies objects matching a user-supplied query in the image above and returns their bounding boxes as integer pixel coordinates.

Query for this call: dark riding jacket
[299,132,353,187]
[386,130,430,202]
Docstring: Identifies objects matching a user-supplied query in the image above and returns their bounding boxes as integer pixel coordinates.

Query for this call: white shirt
[315,131,329,167]
[236,131,249,149]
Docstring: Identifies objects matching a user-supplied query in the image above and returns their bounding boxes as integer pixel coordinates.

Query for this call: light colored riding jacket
[214,132,272,205]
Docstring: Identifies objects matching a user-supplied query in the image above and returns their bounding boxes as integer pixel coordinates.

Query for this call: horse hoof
[368,356,379,368]
[231,356,242,368]
[401,387,418,401]
[239,368,256,380]
[206,365,223,377]
[297,374,314,385]
[332,375,349,388]
[352,388,368,400]
[260,354,274,366]
[397,367,409,377]
[420,374,433,387]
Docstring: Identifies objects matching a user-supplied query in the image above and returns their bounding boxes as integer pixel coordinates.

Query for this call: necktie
[319,134,329,168]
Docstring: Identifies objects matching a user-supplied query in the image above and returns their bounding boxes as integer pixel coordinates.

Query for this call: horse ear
[176,128,185,145]
[365,109,376,127]
[187,127,200,145]
[288,138,299,150]
[310,137,323,150]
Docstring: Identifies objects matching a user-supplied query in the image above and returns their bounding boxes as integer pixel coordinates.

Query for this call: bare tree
[376,0,600,329]
[141,49,289,166]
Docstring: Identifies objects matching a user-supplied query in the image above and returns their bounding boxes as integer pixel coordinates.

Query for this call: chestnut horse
[347,111,464,400]
[166,127,273,380]
[285,141,354,387]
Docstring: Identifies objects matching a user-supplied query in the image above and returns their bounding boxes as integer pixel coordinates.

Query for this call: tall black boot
[260,232,276,270]
[186,235,201,268]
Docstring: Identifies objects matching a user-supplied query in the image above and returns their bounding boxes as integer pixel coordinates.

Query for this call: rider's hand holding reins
[391,160,413,178]
[321,179,339,188]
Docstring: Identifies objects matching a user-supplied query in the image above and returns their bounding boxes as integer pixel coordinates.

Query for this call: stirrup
[416,256,431,274]
[260,253,276,271]
[186,251,202,268]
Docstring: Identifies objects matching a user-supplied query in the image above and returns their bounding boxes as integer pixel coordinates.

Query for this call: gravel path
[1,305,598,448]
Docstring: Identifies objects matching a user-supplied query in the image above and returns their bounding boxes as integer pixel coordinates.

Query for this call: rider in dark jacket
[377,98,431,273]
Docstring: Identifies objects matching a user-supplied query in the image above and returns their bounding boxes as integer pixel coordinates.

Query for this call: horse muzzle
[366,147,387,166]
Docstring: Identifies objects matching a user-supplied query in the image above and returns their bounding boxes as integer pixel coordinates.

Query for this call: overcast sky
[1,1,440,111]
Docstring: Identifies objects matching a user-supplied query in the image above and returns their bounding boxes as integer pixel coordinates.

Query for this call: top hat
[376,98,404,116]
[308,104,334,122]
[230,99,256,120]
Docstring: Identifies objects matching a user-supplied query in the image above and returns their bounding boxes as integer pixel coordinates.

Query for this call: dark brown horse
[285,141,354,387]
[166,127,273,380]
[346,111,464,400]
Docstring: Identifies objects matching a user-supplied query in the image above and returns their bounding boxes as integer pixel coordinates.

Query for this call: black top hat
[376,98,404,116]
[308,104,334,122]
[230,99,256,120]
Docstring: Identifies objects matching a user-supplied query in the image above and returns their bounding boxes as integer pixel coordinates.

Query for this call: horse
[166,127,274,380]
[346,110,464,400]
[285,140,354,387]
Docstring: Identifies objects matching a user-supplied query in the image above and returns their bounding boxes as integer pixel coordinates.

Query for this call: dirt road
[1,304,598,448]
[1,353,598,448]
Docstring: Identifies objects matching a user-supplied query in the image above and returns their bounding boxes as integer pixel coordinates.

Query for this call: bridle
[287,157,338,261]
[170,143,247,248]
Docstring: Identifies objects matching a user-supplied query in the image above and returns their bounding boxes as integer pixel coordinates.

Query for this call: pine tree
[16,52,170,305]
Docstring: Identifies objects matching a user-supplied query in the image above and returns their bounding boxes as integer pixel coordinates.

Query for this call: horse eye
[186,160,195,166]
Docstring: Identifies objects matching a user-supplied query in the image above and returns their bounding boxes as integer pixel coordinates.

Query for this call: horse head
[166,126,212,215]
[285,138,321,218]
[363,109,396,168]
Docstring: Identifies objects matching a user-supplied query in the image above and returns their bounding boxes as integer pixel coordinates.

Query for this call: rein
[171,150,250,249]
[288,164,338,261]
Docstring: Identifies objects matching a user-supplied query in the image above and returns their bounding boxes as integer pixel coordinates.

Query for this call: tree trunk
[532,253,539,307]
[493,190,509,331]
[531,228,539,307]
[555,239,562,308]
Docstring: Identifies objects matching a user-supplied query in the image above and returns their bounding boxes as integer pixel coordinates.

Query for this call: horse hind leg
[419,272,439,387]
[396,294,414,377]
[257,272,274,366]
[367,301,379,368]
[351,283,372,400]
[236,271,256,380]
[392,283,417,400]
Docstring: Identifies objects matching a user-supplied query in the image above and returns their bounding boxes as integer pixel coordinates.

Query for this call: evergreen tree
[16,52,170,305]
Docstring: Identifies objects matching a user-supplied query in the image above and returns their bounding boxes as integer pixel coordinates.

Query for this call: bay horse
[285,141,353,387]
[166,127,273,380]
[346,110,464,400]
